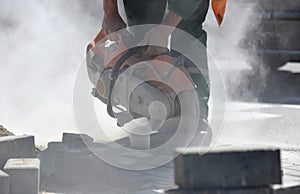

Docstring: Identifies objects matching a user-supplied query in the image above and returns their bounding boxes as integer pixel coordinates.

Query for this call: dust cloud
[0,0,266,145]
[0,0,101,144]
[205,0,268,102]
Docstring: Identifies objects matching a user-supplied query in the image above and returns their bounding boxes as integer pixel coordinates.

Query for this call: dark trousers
[123,0,210,119]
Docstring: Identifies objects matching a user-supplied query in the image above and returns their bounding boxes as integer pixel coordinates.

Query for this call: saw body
[86,31,195,126]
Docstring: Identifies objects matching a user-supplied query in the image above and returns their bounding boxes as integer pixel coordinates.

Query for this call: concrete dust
[0,0,101,145]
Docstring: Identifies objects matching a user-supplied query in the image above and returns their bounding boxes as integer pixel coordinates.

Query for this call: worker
[90,0,226,136]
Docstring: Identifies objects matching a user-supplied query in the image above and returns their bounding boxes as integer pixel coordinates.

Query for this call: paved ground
[218,101,300,185]
[39,100,300,194]
[31,62,300,193]
[216,63,300,187]
[0,60,296,193]
[1,1,299,192]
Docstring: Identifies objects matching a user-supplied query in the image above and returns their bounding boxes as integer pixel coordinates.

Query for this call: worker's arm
[102,0,126,36]
[88,0,125,49]
[162,10,183,29]
[141,10,183,56]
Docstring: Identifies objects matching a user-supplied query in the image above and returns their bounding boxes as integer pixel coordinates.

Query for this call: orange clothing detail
[212,0,227,26]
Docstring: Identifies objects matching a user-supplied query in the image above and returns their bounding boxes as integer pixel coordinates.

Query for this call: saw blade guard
[86,31,197,126]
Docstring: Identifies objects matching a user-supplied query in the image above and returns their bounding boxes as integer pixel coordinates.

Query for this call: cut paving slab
[38,133,94,178]
[62,133,94,148]
[38,141,68,177]
[0,170,9,194]
[174,146,282,189]
[4,158,40,194]
[165,188,272,194]
[0,135,35,168]
[41,144,175,192]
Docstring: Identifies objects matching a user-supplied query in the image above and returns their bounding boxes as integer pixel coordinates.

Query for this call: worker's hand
[102,12,126,37]
[138,11,182,56]
[139,26,171,57]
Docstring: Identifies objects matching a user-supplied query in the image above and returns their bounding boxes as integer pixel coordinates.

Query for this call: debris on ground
[0,125,14,137]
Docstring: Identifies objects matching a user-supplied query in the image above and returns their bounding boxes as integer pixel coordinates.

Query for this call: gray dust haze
[0,0,101,144]
[205,0,267,101]
[0,0,263,145]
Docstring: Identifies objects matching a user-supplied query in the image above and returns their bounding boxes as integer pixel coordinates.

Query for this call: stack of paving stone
[0,135,35,168]
[3,158,40,194]
[0,135,39,194]
[37,133,96,179]
[165,146,300,194]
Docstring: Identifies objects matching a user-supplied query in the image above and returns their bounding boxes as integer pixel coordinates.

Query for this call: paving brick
[165,187,272,194]
[37,142,67,177]
[0,170,9,194]
[273,184,300,194]
[4,158,40,194]
[0,135,35,168]
[62,133,93,147]
[50,149,106,185]
[174,146,281,189]
[50,147,145,187]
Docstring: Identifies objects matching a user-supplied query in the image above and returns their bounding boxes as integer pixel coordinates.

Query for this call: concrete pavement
[217,101,300,185]
[38,101,300,194]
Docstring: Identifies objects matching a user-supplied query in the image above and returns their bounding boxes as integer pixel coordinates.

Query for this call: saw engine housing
[86,31,195,126]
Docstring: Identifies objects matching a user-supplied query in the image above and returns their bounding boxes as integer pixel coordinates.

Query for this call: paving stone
[48,147,139,188]
[47,141,67,150]
[174,146,281,189]
[0,170,9,194]
[0,135,35,168]
[4,158,40,194]
[37,142,67,177]
[47,146,175,191]
[273,184,300,194]
[165,187,272,194]
[62,133,94,147]
[50,148,109,185]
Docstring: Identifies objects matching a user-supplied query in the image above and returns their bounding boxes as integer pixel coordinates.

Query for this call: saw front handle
[107,46,149,118]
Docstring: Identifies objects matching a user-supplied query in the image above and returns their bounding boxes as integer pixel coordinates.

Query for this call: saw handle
[107,46,148,118]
